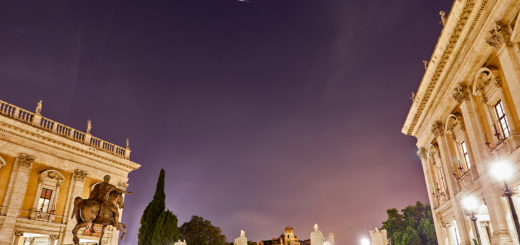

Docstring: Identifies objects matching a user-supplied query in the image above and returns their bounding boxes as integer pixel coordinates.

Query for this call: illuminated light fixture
[491,160,513,181]
[360,238,370,245]
[462,196,478,211]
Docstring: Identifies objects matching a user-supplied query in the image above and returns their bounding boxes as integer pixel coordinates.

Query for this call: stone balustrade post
[32,114,42,127]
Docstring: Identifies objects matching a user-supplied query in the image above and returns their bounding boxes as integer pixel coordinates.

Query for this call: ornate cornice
[453,82,470,103]
[73,169,88,182]
[486,22,511,48]
[432,121,444,137]
[403,0,485,136]
[16,153,35,169]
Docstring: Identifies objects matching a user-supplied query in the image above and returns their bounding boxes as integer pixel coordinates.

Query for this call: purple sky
[1,0,453,244]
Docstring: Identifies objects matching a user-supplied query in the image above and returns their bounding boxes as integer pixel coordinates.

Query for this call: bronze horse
[71,191,127,245]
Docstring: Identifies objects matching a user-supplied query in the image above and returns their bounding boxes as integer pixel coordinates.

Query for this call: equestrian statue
[71,175,130,245]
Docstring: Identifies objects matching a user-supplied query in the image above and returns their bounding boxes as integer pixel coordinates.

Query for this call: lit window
[461,141,471,169]
[37,188,52,213]
[495,100,511,138]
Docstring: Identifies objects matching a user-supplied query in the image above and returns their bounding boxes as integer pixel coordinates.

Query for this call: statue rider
[89,175,123,228]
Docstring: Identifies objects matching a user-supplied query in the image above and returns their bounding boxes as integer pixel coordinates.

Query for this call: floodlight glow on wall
[490,160,513,181]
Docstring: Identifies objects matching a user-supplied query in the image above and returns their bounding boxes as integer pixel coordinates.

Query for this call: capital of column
[431,121,444,137]
[417,147,428,161]
[486,22,512,49]
[452,82,470,104]
[16,153,35,169]
[118,181,129,191]
[73,169,87,182]
[14,231,24,237]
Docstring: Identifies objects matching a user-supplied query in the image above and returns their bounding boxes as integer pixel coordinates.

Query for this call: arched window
[445,113,473,172]
[472,67,517,144]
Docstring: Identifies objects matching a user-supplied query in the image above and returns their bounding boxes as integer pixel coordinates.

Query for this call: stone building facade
[403,0,520,244]
[0,99,140,245]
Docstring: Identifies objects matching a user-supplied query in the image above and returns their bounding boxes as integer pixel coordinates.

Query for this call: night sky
[1,0,453,244]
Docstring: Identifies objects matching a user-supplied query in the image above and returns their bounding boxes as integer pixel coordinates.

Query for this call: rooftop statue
[310,224,324,245]
[234,230,248,245]
[35,100,42,115]
[71,175,130,245]
[86,120,92,134]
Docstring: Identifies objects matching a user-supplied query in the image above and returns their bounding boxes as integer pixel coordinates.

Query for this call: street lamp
[462,196,482,245]
[491,160,520,242]
[360,238,370,245]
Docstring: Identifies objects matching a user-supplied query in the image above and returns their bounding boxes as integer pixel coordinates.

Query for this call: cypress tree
[151,209,179,245]
[138,169,166,245]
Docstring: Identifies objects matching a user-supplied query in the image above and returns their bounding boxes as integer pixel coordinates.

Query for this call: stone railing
[19,209,64,224]
[0,99,130,159]
[454,167,478,191]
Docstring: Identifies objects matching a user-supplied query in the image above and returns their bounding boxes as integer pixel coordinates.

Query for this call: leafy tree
[180,216,228,245]
[381,201,437,245]
[151,209,179,245]
[139,169,167,245]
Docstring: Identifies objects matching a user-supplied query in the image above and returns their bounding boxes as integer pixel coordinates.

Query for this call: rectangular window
[495,100,511,138]
[461,141,471,169]
[37,188,52,213]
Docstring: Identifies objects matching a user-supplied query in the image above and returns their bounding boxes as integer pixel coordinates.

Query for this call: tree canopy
[381,201,437,245]
[180,216,228,245]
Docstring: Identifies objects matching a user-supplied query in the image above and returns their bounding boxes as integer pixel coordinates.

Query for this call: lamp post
[463,196,482,245]
[491,160,520,242]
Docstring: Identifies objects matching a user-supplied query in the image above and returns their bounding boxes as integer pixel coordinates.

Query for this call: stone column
[418,148,447,245]
[456,88,514,244]
[13,231,24,245]
[61,169,87,245]
[49,235,58,245]
[436,127,472,243]
[0,154,34,245]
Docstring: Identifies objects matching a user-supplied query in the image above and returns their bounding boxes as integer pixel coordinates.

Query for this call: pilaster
[61,169,87,245]
[0,153,35,245]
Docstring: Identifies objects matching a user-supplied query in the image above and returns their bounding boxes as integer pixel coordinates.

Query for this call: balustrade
[0,99,129,158]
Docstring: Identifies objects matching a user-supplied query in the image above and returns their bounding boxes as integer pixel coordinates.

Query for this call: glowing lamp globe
[491,160,513,181]
[463,196,478,211]
[360,238,370,245]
